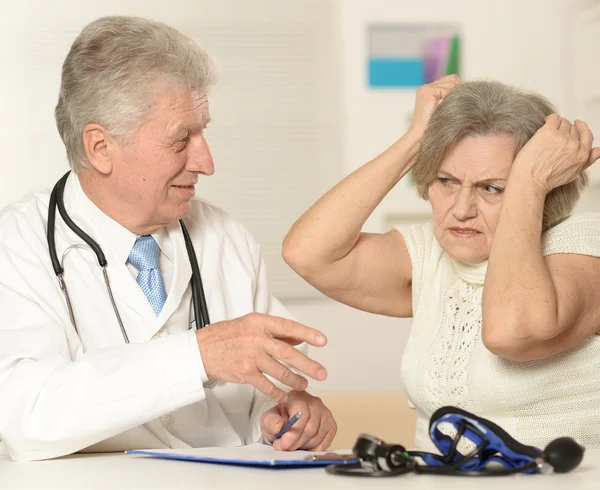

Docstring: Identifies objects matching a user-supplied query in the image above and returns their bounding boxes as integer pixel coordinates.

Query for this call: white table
[1,447,599,490]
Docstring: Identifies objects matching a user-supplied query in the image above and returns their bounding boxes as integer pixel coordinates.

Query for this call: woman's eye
[484,185,503,194]
[437,177,451,185]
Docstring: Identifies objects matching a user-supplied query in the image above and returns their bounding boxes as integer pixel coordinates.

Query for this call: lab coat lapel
[155,221,192,330]
[100,258,157,322]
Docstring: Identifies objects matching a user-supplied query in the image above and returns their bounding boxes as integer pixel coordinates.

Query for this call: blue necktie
[128,235,167,315]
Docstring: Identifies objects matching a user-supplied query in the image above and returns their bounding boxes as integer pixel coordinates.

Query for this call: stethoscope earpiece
[326,434,415,477]
[353,434,412,471]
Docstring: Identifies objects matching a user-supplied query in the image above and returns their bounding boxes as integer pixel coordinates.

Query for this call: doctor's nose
[452,187,477,221]
[186,134,215,176]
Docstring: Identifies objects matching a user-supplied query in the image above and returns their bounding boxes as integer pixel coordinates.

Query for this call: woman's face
[428,134,515,263]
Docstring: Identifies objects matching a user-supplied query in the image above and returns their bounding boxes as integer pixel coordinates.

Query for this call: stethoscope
[327,433,584,478]
[46,171,210,343]
[326,421,584,477]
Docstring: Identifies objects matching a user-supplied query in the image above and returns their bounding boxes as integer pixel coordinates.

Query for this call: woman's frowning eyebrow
[437,170,507,185]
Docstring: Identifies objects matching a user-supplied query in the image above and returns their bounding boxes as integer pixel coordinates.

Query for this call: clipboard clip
[304,452,356,462]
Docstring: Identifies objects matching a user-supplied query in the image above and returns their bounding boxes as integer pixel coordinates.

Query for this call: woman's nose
[452,187,477,220]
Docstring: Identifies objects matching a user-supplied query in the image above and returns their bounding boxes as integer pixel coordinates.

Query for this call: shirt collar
[452,258,488,286]
[152,226,173,263]
[72,174,173,265]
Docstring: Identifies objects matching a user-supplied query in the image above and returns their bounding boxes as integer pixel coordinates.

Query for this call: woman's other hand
[513,114,600,194]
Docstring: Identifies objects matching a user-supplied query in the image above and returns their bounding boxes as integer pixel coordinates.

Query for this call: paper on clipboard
[126,443,357,468]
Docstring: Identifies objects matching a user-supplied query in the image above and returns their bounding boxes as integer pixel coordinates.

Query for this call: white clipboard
[126,443,357,468]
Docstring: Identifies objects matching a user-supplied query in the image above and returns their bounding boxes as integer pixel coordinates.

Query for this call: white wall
[283,299,412,392]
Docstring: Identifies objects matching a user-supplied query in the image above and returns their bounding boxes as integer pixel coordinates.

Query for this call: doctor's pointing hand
[197,313,328,402]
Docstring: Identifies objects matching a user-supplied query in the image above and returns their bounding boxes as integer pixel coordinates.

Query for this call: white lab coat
[0,173,298,462]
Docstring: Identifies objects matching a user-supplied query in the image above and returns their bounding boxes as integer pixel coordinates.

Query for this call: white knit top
[395,213,600,451]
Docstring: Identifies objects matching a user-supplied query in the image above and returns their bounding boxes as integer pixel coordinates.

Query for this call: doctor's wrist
[194,328,216,381]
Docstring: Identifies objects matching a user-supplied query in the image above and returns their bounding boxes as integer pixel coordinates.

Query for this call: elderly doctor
[0,16,336,462]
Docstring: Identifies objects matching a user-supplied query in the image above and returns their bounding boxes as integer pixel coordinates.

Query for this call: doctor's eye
[173,138,189,153]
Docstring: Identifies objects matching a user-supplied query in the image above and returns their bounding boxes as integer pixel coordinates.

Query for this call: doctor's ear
[82,123,115,175]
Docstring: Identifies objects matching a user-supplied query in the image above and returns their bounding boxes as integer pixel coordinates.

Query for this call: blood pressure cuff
[419,406,542,472]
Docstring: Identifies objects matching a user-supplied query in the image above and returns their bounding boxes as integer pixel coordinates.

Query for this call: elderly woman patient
[283,76,600,451]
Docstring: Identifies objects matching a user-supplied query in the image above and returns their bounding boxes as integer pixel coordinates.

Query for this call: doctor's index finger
[265,338,327,381]
[263,316,327,347]
[251,373,288,403]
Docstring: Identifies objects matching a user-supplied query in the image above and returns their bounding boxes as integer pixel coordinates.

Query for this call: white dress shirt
[0,173,298,461]
[81,188,174,291]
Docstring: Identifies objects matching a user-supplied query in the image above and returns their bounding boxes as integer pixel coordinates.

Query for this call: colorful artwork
[368,25,460,88]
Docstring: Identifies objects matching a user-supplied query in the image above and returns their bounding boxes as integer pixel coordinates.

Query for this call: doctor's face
[428,134,514,263]
[110,84,214,230]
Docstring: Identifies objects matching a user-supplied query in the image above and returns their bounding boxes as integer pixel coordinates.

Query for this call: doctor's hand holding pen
[195,313,328,402]
[261,390,337,451]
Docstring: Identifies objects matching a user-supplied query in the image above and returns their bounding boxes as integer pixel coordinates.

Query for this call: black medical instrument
[326,406,585,477]
[46,171,210,342]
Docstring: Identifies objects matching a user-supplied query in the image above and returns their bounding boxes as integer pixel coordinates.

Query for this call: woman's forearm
[283,130,421,268]
[482,164,558,354]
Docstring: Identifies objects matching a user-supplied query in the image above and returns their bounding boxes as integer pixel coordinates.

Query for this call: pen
[273,411,302,441]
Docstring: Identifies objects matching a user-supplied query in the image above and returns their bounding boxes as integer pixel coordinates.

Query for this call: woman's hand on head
[513,114,600,194]
[409,74,460,136]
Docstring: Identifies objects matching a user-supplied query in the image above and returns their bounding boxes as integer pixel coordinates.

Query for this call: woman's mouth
[449,227,481,238]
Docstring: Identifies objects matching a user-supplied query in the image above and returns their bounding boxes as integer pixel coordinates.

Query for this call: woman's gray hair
[55,16,218,173]
[411,80,588,231]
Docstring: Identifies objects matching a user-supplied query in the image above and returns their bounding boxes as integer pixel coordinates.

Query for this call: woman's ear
[82,123,114,175]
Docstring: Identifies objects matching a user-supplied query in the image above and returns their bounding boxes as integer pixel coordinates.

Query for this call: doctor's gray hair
[411,80,588,231]
[55,16,218,173]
